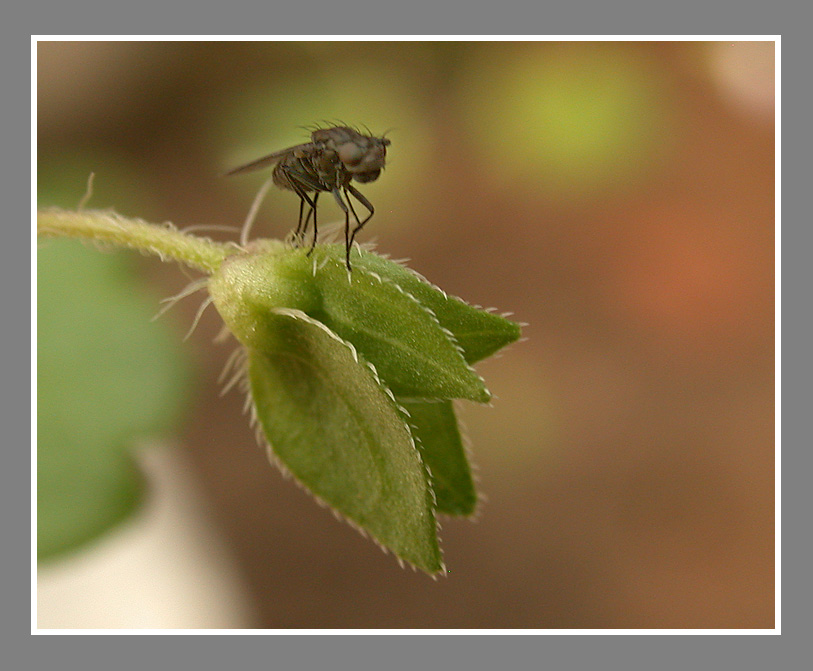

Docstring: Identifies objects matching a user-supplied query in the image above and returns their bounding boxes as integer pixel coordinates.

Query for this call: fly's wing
[225,143,313,176]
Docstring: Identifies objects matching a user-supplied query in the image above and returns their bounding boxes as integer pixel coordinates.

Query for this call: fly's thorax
[311,126,359,146]
[311,148,341,186]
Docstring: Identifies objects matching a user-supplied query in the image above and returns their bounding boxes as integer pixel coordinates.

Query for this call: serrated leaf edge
[449,400,487,522]
[402,398,485,522]
[227,307,447,576]
[344,261,491,403]
[355,252,522,362]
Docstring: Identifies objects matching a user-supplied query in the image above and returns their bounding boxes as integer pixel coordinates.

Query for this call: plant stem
[37,208,235,274]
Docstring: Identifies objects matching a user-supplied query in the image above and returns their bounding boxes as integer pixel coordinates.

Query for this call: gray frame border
[10,2,795,670]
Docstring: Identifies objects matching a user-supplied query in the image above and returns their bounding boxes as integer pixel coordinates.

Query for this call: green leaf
[315,245,522,364]
[246,308,443,574]
[37,240,190,560]
[309,252,490,402]
[399,399,477,516]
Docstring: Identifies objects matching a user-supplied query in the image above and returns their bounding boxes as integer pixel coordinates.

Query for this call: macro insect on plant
[37,124,521,575]
[226,125,391,271]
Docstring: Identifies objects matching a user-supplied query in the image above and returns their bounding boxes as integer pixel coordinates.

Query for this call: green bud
[208,241,321,350]
[207,241,521,572]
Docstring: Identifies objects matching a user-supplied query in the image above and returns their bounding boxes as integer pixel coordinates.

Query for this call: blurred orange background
[37,40,775,628]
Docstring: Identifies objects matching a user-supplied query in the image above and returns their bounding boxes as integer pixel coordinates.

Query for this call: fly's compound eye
[360,144,387,170]
[337,142,365,167]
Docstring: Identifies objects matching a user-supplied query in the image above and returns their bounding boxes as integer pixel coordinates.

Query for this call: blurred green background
[37,40,775,628]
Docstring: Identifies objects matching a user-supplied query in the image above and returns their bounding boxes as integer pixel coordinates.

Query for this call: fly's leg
[330,188,353,271]
[281,165,324,253]
[294,192,319,252]
[305,192,319,255]
[342,189,364,267]
[289,187,317,249]
[345,184,375,257]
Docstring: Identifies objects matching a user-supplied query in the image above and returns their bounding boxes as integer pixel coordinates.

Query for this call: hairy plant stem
[37,208,235,274]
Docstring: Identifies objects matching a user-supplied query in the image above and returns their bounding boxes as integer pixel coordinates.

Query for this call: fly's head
[339,135,390,183]
[313,126,391,184]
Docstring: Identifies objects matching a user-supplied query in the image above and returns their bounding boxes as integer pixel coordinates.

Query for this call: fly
[226,125,391,271]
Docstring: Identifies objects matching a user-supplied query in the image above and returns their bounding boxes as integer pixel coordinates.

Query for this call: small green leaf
[309,252,490,402]
[316,245,522,363]
[246,308,442,574]
[399,399,477,516]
